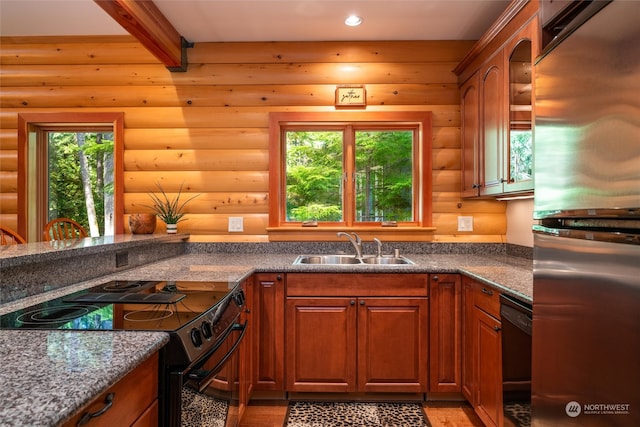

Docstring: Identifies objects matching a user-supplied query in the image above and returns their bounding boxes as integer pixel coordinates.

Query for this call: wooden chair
[43,218,89,241]
[0,225,26,245]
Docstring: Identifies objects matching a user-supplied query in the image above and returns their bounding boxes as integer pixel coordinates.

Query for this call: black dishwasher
[500,293,532,427]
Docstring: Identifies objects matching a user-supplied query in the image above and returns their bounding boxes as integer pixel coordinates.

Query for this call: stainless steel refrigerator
[532,1,640,426]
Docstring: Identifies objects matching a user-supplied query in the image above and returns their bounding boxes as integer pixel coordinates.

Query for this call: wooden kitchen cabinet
[480,50,506,196]
[358,297,428,393]
[475,306,503,427]
[62,352,159,427]
[462,276,503,427]
[460,71,481,197]
[285,273,428,394]
[461,277,476,404]
[428,274,462,393]
[455,0,539,198]
[286,296,357,392]
[238,278,254,420]
[252,273,285,392]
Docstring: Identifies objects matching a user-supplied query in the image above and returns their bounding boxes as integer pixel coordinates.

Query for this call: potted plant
[146,183,199,233]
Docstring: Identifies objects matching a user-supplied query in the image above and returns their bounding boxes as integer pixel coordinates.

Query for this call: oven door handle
[186,321,247,392]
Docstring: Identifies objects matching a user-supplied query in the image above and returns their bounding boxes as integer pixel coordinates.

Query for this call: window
[269,112,432,229]
[17,113,124,241]
[45,130,115,236]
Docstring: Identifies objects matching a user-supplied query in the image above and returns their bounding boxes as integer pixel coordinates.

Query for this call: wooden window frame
[17,112,124,240]
[268,111,433,232]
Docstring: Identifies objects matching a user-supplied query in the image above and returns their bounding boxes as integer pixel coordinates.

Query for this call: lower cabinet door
[357,297,428,393]
[285,297,357,392]
[475,307,503,427]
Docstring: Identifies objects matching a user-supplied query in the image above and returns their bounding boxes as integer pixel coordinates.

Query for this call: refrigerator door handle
[533,225,640,246]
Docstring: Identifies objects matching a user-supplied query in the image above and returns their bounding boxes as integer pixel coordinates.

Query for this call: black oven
[500,294,532,427]
[0,279,246,427]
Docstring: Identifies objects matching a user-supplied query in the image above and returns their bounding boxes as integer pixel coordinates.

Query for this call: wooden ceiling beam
[94,0,191,71]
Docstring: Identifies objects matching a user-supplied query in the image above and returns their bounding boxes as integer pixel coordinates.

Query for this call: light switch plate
[457,216,473,232]
[228,217,244,232]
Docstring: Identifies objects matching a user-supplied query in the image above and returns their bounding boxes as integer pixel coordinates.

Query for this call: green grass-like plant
[146,183,199,224]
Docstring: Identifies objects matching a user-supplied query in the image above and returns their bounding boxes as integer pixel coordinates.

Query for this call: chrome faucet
[337,232,363,259]
[373,238,383,257]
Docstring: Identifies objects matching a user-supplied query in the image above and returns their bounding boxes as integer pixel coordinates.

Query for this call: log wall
[0,36,506,242]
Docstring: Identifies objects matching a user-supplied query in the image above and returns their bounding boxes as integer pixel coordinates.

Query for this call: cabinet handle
[350,300,356,305]
[481,287,494,296]
[77,392,115,426]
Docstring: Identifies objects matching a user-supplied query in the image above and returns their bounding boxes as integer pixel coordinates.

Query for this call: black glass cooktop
[0,280,236,332]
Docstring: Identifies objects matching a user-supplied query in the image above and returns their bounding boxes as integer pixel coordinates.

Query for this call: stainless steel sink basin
[294,255,361,265]
[293,254,415,265]
[360,256,415,265]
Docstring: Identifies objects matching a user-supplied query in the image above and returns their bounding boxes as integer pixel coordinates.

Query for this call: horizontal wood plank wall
[0,36,506,242]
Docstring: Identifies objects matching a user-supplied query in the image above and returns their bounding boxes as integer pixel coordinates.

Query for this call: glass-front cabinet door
[503,17,538,194]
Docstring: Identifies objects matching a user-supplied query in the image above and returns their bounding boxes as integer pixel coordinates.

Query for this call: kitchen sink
[293,255,415,265]
[294,255,361,264]
[360,256,414,265]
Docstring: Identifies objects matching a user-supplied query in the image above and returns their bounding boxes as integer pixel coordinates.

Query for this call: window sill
[266,226,437,242]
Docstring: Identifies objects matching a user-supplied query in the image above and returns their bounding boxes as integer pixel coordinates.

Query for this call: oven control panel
[171,284,244,366]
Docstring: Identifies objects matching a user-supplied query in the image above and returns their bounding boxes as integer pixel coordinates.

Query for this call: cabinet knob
[350,300,356,305]
[481,287,494,296]
[276,275,282,281]
[432,275,439,281]
[360,300,365,306]
[494,326,501,332]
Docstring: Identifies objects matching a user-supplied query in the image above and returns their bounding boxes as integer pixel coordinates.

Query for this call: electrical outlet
[228,217,244,232]
[115,251,129,268]
[457,216,473,232]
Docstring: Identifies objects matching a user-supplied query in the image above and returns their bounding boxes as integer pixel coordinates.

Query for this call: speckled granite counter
[0,330,168,427]
[2,253,532,317]
[0,248,532,427]
[108,252,533,302]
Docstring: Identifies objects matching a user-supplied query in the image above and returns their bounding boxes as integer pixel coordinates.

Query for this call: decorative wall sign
[335,85,366,108]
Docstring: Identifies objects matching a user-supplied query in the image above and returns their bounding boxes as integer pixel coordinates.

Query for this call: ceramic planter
[129,213,157,234]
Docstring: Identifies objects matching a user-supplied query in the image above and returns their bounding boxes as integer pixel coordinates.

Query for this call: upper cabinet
[455,0,540,198]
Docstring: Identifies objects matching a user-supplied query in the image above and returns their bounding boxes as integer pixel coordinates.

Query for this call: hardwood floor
[239,400,485,427]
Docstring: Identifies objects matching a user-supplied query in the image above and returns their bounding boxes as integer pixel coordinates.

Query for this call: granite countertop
[0,250,532,426]
[0,233,188,268]
[106,252,533,302]
[2,252,530,307]
[0,330,168,427]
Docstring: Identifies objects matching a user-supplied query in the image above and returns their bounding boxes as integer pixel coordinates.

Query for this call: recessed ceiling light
[345,15,362,27]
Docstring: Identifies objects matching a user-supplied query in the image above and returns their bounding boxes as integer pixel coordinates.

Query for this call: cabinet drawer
[472,281,500,319]
[286,273,428,297]
[62,352,159,427]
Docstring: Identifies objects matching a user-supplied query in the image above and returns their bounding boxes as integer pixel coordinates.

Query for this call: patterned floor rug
[284,401,431,427]
[181,387,229,427]
[504,401,531,427]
